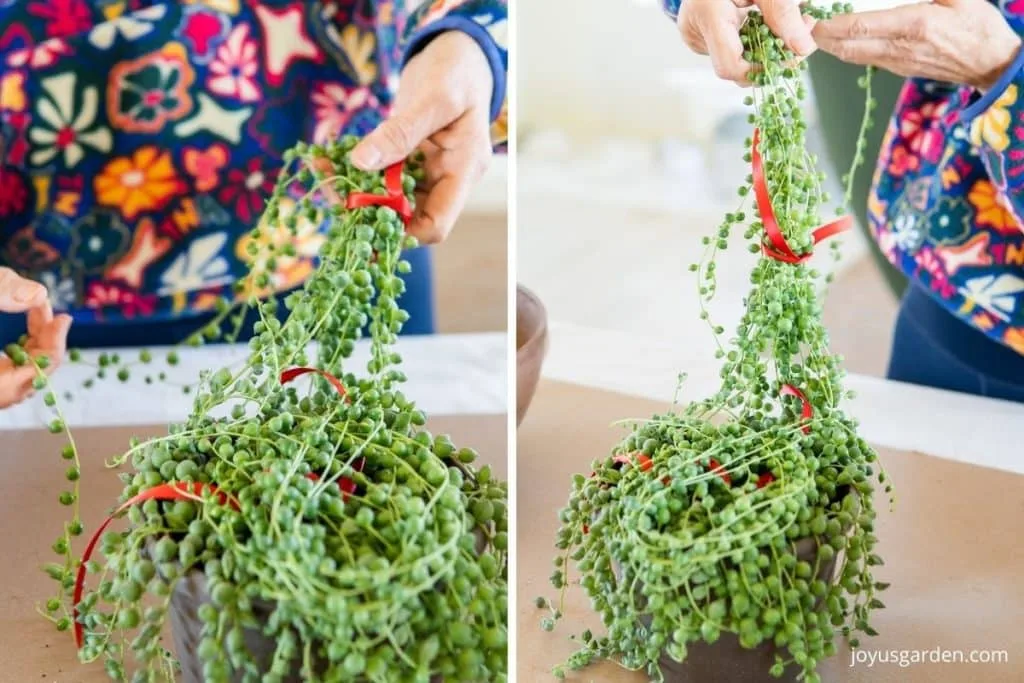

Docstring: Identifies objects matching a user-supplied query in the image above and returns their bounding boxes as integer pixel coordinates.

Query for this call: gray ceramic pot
[169,568,304,683]
[611,493,855,683]
[164,528,488,682]
[651,533,838,683]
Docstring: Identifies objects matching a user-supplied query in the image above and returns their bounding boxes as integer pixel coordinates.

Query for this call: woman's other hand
[677,0,816,85]
[0,268,72,409]
[813,0,1022,91]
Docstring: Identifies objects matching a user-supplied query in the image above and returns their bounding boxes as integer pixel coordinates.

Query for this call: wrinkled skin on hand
[813,0,1022,91]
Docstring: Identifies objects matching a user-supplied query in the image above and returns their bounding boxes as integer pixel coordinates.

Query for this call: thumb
[25,312,71,372]
[351,100,455,171]
[759,0,817,56]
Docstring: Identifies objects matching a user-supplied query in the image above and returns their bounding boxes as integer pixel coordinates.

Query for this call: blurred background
[436,183,506,334]
[436,150,506,335]
[515,0,912,378]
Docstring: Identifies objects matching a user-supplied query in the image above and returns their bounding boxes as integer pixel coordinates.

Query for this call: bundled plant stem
[541,5,891,682]
[29,136,508,682]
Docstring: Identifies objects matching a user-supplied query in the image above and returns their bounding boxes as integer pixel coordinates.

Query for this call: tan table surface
[517,380,1024,683]
[1,413,506,682]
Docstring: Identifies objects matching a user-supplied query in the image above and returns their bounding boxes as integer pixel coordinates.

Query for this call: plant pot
[163,528,489,681]
[609,491,855,683]
[516,285,548,426]
[651,532,839,683]
[169,568,306,683]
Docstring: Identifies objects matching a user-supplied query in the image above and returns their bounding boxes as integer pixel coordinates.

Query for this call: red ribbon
[706,458,732,486]
[780,383,813,434]
[345,161,412,225]
[279,367,350,402]
[278,367,362,498]
[751,128,852,263]
[71,367,358,648]
[72,482,236,648]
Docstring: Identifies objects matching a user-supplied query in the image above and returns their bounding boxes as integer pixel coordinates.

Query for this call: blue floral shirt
[0,0,507,324]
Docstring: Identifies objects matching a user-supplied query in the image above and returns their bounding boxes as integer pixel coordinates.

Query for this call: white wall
[519,0,706,142]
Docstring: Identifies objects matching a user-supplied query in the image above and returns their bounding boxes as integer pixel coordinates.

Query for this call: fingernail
[351,144,381,169]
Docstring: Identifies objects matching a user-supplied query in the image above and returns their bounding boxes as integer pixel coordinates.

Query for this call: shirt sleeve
[958,45,1024,219]
[662,1,683,20]
[403,0,508,153]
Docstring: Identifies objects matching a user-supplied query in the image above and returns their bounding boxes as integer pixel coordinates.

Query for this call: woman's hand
[348,31,494,244]
[813,0,1022,91]
[677,0,816,85]
[0,268,72,409]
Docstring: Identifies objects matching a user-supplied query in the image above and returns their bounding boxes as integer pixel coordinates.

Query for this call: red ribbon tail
[279,367,349,402]
[752,128,798,263]
[72,483,233,648]
[811,215,853,244]
[384,162,404,195]
[780,384,813,434]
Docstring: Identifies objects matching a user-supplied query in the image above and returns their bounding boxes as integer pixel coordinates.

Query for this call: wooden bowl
[516,285,548,426]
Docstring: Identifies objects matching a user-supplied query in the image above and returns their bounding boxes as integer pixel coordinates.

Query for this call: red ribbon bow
[71,367,356,649]
[751,128,852,263]
[345,161,412,225]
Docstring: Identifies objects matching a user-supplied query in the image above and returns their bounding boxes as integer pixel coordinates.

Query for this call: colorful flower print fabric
[0,0,508,324]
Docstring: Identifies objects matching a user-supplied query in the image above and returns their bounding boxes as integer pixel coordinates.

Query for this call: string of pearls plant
[540,6,891,682]
[27,136,508,682]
